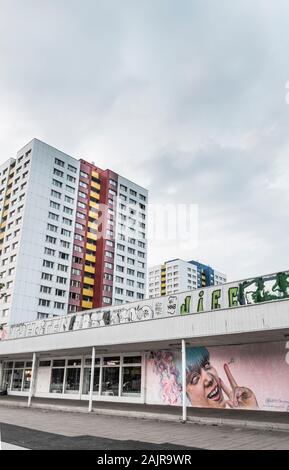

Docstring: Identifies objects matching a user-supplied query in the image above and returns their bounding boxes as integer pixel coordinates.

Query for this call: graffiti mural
[4,270,289,341]
[147,341,289,412]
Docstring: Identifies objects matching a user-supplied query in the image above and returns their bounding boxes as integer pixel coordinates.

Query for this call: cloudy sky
[1,0,289,281]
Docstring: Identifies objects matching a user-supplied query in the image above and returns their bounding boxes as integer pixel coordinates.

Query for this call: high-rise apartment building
[148,258,226,298]
[0,139,148,325]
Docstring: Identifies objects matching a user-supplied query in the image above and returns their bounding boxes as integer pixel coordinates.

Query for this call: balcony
[92,170,99,179]
[87,232,97,241]
[84,276,94,285]
[84,265,95,274]
[85,253,96,263]
[90,190,100,200]
[83,288,93,297]
[89,200,99,209]
[86,242,96,252]
[82,300,93,309]
[88,221,97,230]
[88,210,98,220]
[91,181,101,191]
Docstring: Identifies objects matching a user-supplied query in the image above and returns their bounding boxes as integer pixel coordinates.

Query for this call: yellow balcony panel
[89,201,99,209]
[5,188,12,196]
[86,243,96,252]
[92,170,99,179]
[88,221,97,230]
[3,210,8,218]
[161,283,166,287]
[84,265,95,274]
[91,181,101,191]
[82,300,93,309]
[0,222,6,229]
[83,288,93,297]
[0,233,4,240]
[85,253,96,263]
[84,276,95,285]
[88,210,98,220]
[90,190,100,200]
[87,231,97,241]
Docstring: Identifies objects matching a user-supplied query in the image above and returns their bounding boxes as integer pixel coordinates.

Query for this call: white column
[0,361,4,388]
[181,339,187,423]
[28,353,36,407]
[88,347,95,412]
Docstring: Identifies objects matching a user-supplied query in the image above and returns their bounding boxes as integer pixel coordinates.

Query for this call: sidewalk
[1,404,289,450]
[0,395,289,432]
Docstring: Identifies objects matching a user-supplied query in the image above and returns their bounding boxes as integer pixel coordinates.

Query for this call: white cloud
[1,0,289,280]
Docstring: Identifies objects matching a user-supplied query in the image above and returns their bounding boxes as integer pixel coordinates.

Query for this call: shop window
[65,368,81,394]
[50,368,64,394]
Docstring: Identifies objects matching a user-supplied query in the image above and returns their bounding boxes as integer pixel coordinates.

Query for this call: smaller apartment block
[148,258,226,298]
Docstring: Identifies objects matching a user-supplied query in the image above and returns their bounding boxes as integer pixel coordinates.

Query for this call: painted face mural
[186,347,226,409]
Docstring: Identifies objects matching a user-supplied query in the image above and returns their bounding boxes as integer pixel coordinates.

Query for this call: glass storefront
[1,361,33,392]
[1,354,143,398]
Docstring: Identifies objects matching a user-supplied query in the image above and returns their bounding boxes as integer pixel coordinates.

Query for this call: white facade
[214,269,227,285]
[148,259,198,298]
[0,139,80,325]
[113,176,148,305]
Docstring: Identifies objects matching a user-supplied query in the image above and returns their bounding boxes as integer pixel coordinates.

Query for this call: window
[62,206,72,215]
[127,268,134,276]
[80,171,88,178]
[126,290,134,297]
[63,217,72,226]
[104,262,113,269]
[77,201,86,209]
[65,195,74,204]
[72,268,81,275]
[67,174,76,183]
[42,272,53,281]
[61,228,71,237]
[39,299,50,307]
[54,302,65,309]
[40,285,52,294]
[60,240,70,248]
[47,224,57,233]
[79,181,87,189]
[139,194,146,201]
[58,264,68,272]
[49,212,59,221]
[52,179,62,188]
[66,185,74,193]
[44,248,55,256]
[55,289,65,297]
[68,164,77,173]
[56,276,67,284]
[130,189,137,197]
[55,158,65,167]
[115,287,123,295]
[51,189,61,199]
[53,168,63,178]
[59,252,69,260]
[43,260,54,268]
[120,184,127,192]
[116,265,124,273]
[50,201,60,210]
